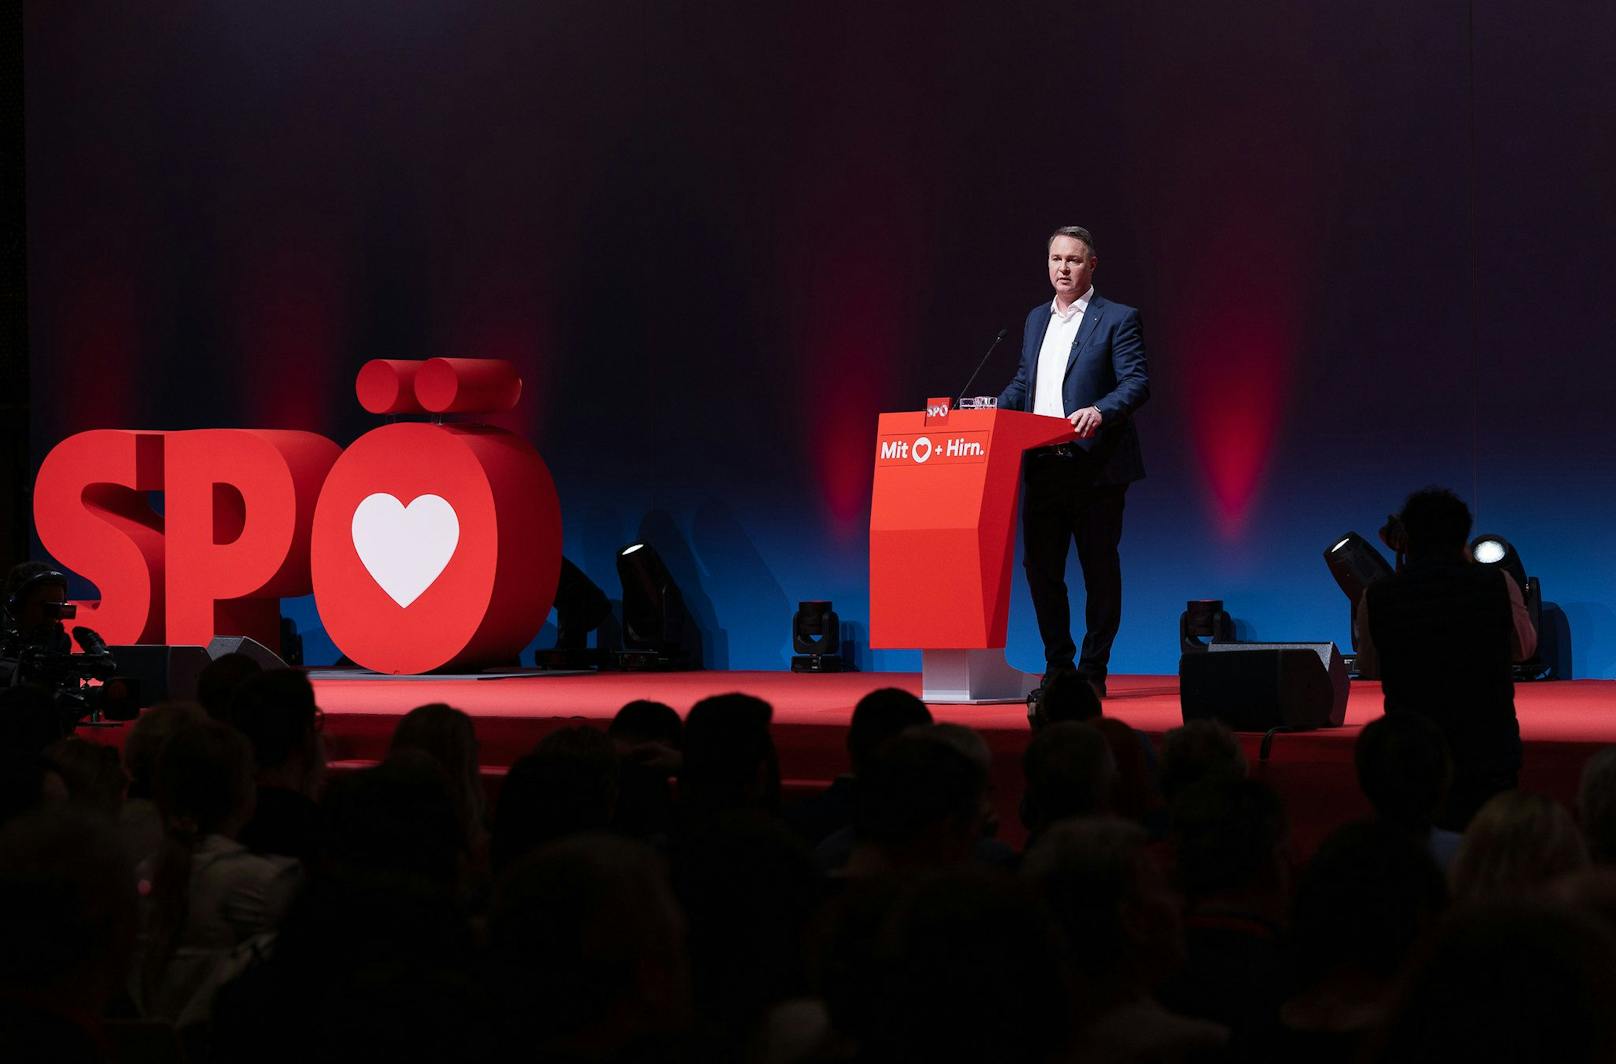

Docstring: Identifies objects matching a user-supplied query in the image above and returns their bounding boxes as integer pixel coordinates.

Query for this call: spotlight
[1469,533,1528,594]
[1323,532,1394,651]
[535,558,616,671]
[1179,599,1235,655]
[790,601,847,672]
[1468,533,1549,678]
[614,543,697,671]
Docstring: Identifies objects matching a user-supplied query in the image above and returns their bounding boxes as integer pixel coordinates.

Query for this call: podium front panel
[868,409,1071,650]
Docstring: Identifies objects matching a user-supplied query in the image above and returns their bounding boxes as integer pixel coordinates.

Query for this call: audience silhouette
[5,614,1616,1064]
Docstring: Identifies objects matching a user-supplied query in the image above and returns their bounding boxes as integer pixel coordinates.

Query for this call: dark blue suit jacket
[997,293,1150,485]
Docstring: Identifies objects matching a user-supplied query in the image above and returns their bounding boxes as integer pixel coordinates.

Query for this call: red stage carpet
[312,670,1616,856]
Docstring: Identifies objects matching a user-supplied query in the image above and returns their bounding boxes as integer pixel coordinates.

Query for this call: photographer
[1354,489,1536,832]
[2,562,73,673]
[2,562,119,726]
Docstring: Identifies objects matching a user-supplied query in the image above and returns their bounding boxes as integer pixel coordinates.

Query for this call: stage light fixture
[535,558,616,671]
[615,542,697,671]
[1469,533,1529,594]
[1179,599,1235,655]
[1468,533,1551,680]
[790,601,846,672]
[1323,532,1394,651]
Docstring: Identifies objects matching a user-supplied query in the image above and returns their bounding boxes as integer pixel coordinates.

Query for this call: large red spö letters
[33,430,168,643]
[310,422,561,674]
[32,359,563,674]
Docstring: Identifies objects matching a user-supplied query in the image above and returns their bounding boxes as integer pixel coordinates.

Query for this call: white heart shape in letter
[351,493,461,608]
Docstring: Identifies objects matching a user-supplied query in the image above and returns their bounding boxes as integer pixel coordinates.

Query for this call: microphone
[72,626,119,678]
[73,626,110,656]
[957,328,1010,403]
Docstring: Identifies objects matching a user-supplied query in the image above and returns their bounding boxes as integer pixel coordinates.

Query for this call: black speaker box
[105,645,213,709]
[1179,642,1349,731]
[206,635,288,670]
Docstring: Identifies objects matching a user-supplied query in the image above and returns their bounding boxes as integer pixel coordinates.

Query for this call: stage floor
[313,670,1616,855]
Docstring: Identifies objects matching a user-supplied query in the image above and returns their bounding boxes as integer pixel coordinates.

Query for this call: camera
[2,565,136,724]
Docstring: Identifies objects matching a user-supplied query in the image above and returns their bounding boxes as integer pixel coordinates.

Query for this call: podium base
[921,649,1037,704]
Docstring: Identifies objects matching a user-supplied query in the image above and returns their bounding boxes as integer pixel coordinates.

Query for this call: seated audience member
[1020,722,1116,850]
[211,756,478,1063]
[119,701,208,865]
[228,670,326,860]
[138,720,300,1023]
[608,699,684,840]
[840,727,988,875]
[484,835,692,1061]
[492,725,619,874]
[1278,822,1447,1062]
[1029,668,1102,729]
[195,652,264,721]
[1023,817,1227,1062]
[388,702,487,861]
[679,693,780,825]
[0,686,74,830]
[42,735,125,816]
[930,722,1013,859]
[1355,712,1462,869]
[1367,901,1616,1063]
[1159,775,1291,1058]
[1090,716,1167,834]
[0,683,75,761]
[859,871,1073,1064]
[786,687,931,847]
[671,812,820,1061]
[609,697,684,751]
[0,810,139,1061]
[1577,746,1616,865]
[1357,487,1537,831]
[1157,719,1246,807]
[1450,790,1587,903]
[1547,867,1616,937]
[0,757,67,829]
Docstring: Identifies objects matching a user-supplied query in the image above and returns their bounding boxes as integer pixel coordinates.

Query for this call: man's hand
[1069,406,1103,439]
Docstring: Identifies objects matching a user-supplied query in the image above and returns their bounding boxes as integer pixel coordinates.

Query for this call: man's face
[1047,235,1096,301]
[19,583,68,635]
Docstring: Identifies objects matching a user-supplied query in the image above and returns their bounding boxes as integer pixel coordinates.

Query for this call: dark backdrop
[24,1,1616,676]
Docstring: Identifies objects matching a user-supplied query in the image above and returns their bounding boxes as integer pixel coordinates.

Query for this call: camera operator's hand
[1378,514,1408,555]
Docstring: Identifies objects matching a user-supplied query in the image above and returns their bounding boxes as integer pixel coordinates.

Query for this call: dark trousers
[1021,452,1128,680]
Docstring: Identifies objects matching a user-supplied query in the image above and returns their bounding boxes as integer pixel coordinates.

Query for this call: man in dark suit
[999,226,1150,696]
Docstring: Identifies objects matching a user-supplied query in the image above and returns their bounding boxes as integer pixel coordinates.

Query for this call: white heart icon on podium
[350,493,461,608]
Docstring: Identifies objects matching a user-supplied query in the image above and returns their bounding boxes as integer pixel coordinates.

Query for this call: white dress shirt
[1033,287,1093,417]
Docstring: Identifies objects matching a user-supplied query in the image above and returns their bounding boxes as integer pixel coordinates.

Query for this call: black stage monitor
[105,645,213,709]
[1179,642,1349,731]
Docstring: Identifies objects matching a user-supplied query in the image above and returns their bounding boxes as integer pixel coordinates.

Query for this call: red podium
[869,407,1075,702]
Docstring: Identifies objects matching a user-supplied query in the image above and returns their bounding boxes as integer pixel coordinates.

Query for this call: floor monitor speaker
[1179,642,1348,731]
[206,635,288,670]
[105,645,213,709]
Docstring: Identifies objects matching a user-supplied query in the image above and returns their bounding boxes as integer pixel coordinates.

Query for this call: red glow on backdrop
[775,12,942,538]
[235,232,346,432]
[793,226,925,532]
[1180,307,1298,540]
[57,270,141,433]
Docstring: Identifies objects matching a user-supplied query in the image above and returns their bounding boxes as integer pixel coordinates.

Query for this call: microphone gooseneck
[957,328,1010,402]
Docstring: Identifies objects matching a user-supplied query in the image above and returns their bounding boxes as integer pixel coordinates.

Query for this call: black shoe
[1078,674,1107,699]
[1039,663,1078,692]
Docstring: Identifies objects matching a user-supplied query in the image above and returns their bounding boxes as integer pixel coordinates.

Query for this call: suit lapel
[1064,295,1105,379]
